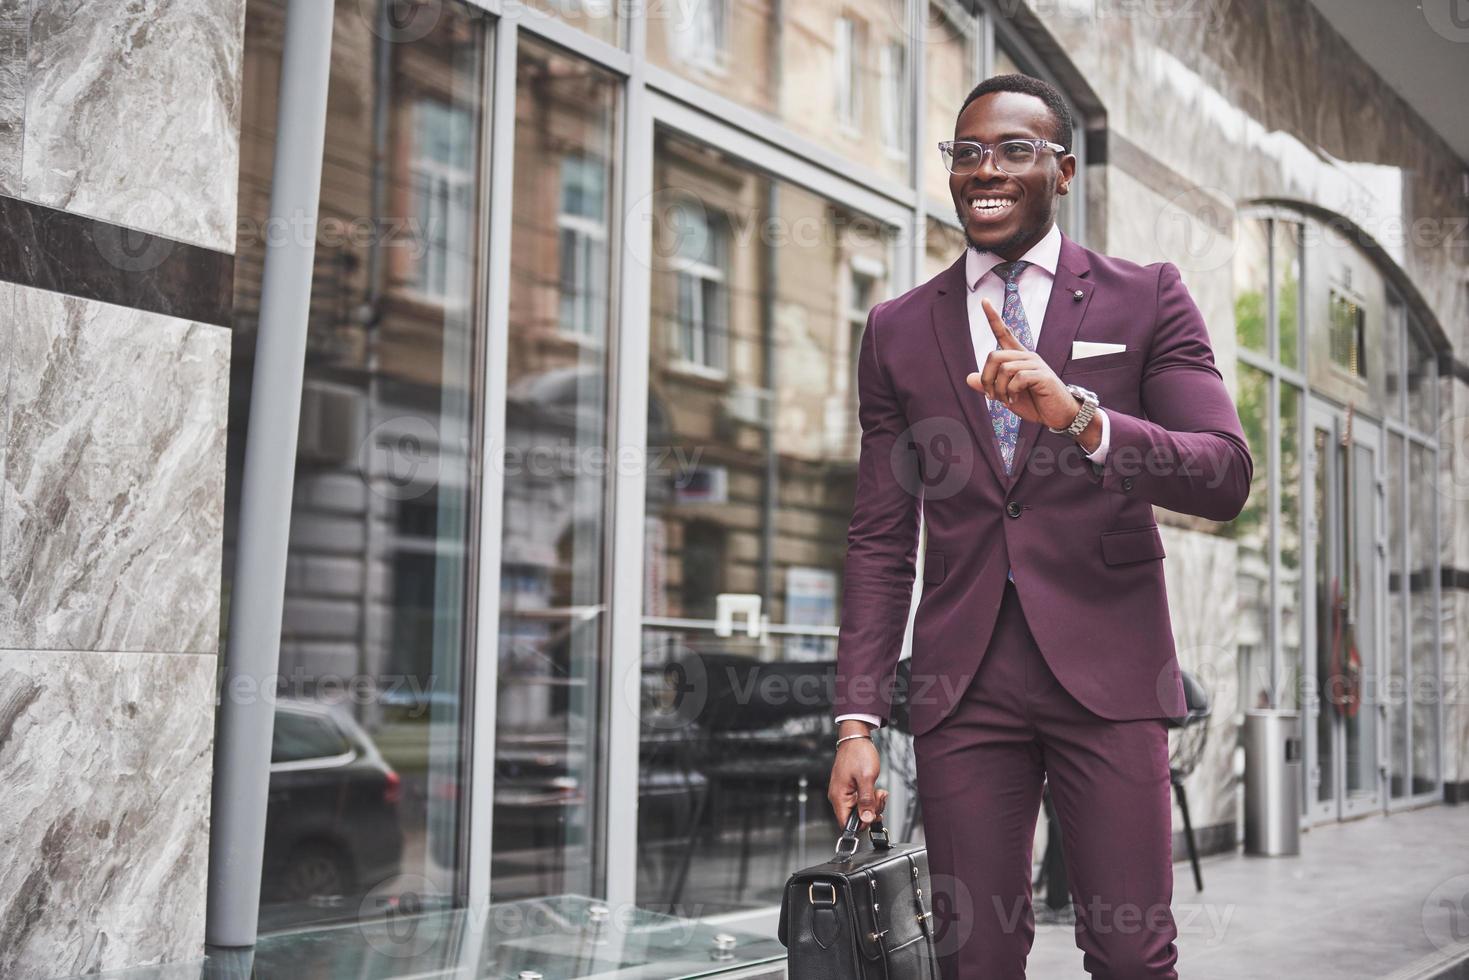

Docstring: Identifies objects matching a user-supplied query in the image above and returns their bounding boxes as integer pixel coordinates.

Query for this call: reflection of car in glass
[262,699,404,905]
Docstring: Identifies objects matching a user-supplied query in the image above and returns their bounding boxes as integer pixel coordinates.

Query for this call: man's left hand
[966,296,1078,430]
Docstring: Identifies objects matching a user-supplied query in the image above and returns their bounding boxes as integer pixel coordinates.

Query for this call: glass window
[1233,363,1271,709]
[1304,221,1389,415]
[412,98,477,303]
[1384,297,1405,421]
[924,0,979,207]
[229,0,486,929]
[640,126,897,915]
[879,39,909,158]
[1407,318,1438,434]
[522,0,619,46]
[666,0,727,68]
[1234,217,1269,354]
[1409,442,1439,794]
[649,3,912,185]
[1273,219,1302,368]
[493,35,619,901]
[1386,433,1408,798]
[835,17,861,129]
[1278,383,1302,709]
[558,154,611,337]
[272,707,354,764]
[668,201,730,372]
[1327,289,1366,377]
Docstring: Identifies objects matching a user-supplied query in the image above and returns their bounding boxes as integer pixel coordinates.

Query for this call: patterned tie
[988,259,1034,474]
[987,259,1034,586]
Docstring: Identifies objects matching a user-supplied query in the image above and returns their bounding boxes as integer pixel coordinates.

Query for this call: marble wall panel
[0,0,24,195]
[17,0,245,251]
[0,647,215,975]
[0,283,229,654]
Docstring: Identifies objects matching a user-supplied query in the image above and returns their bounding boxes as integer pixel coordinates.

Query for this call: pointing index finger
[981,297,1023,351]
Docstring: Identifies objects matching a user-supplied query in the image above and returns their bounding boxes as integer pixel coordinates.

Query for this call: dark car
[260,699,404,910]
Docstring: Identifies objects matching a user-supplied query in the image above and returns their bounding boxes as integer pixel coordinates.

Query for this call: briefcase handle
[834,807,892,860]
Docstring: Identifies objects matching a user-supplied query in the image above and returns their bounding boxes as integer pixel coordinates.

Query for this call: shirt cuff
[1084,407,1110,464]
[835,712,883,729]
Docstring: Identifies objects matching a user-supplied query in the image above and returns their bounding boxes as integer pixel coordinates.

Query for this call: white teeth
[970,198,1015,212]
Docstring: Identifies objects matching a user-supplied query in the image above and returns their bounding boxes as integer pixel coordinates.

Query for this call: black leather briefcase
[778,810,939,979]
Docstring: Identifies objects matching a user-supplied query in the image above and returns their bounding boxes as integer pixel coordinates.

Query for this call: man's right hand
[828,720,887,829]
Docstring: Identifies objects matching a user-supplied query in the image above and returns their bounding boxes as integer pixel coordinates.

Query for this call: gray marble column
[0,0,243,972]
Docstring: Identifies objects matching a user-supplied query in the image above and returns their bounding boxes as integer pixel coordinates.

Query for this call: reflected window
[668,202,730,372]
[412,98,476,304]
[558,154,610,337]
[835,16,863,130]
[879,39,907,155]
[667,0,727,69]
[1328,287,1366,378]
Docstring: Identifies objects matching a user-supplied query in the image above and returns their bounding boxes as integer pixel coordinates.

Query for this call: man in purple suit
[826,74,1252,979]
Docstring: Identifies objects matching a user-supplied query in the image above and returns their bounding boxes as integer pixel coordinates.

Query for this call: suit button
[1121,477,1135,492]
[1005,500,1022,519]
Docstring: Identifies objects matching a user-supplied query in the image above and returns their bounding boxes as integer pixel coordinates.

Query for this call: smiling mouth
[969,195,1018,219]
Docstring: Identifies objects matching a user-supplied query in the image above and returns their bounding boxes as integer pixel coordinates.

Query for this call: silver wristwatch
[1047,383,1099,437]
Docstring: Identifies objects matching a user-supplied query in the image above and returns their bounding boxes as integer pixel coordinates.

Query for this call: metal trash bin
[1243,709,1302,856]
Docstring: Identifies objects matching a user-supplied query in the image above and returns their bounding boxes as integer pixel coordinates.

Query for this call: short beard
[953,202,1046,257]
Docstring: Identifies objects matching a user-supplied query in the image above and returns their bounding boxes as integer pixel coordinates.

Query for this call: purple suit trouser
[914,580,1180,979]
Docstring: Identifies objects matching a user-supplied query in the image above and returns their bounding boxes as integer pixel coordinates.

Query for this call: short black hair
[956,73,1073,153]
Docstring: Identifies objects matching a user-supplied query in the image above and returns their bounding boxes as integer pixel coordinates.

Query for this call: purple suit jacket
[833,232,1253,737]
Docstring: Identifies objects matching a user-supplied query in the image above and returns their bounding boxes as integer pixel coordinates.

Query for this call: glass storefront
[224,0,1114,952]
[1233,210,1443,821]
[228,0,487,930]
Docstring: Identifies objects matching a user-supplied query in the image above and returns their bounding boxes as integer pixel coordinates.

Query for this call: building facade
[0,0,1465,973]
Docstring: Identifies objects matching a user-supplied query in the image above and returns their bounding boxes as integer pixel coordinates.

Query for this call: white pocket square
[1072,341,1127,359]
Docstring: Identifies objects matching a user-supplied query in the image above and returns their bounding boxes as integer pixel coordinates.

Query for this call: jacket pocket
[922,550,947,584]
[1061,348,1142,376]
[1100,524,1166,566]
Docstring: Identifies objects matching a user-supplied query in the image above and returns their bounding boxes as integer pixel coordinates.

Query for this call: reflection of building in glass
[229,0,485,927]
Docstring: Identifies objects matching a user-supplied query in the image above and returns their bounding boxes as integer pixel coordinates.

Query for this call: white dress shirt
[835,223,1110,730]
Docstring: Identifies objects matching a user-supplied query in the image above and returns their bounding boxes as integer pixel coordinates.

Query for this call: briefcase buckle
[808,881,837,906]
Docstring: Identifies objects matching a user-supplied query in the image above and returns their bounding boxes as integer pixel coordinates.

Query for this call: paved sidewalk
[1024,803,1469,979]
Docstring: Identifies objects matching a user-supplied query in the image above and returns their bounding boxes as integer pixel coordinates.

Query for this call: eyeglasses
[938,138,1067,177]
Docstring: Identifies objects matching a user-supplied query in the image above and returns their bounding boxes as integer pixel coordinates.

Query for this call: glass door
[1305,399,1385,822]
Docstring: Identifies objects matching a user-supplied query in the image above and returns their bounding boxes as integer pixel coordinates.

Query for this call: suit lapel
[1006,235,1094,489]
[930,251,1008,488]
[929,233,1097,492]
